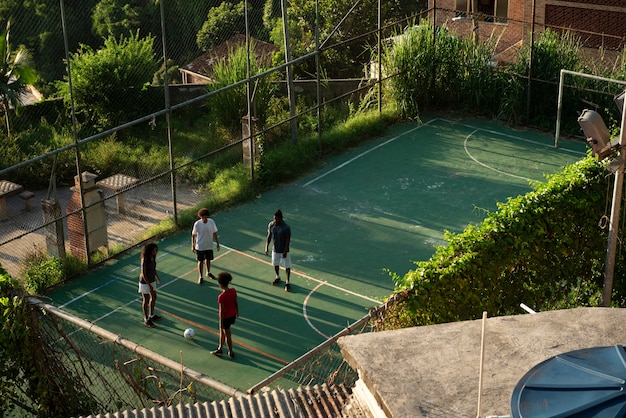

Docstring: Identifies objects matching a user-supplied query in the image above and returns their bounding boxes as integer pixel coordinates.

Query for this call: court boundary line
[89,248,234,323]
[303,117,584,191]
[61,244,369,365]
[155,306,290,365]
[442,118,587,156]
[463,129,538,183]
[304,282,331,339]
[81,255,292,366]
[222,244,381,305]
[303,118,440,187]
[59,239,193,309]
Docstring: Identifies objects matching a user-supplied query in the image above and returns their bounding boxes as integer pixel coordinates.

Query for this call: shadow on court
[46,117,587,392]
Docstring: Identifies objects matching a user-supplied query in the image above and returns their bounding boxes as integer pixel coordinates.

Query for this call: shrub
[500,29,584,129]
[383,20,502,119]
[380,157,609,329]
[20,250,87,295]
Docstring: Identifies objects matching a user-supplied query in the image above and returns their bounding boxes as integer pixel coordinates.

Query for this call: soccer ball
[183,328,195,339]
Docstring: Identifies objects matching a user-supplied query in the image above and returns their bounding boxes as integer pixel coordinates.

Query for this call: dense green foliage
[196,2,247,52]
[21,250,87,295]
[57,32,159,130]
[502,29,584,129]
[0,267,98,417]
[92,0,146,40]
[379,158,614,329]
[205,42,277,137]
[3,6,626,414]
[0,21,36,136]
[383,20,504,119]
[384,23,626,136]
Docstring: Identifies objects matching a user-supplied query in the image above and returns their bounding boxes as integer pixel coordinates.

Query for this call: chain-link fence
[23,292,394,416]
[0,0,426,279]
[1,1,623,278]
[23,297,235,416]
[2,0,626,416]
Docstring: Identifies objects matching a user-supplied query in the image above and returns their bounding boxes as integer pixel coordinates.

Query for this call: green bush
[501,29,584,129]
[380,157,609,329]
[22,256,64,295]
[1,268,98,417]
[20,250,87,295]
[383,20,502,119]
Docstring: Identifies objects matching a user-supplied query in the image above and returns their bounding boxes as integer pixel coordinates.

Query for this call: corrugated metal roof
[86,383,371,418]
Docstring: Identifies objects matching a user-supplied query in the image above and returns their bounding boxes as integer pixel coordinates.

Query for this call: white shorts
[138,282,156,294]
[271,251,292,268]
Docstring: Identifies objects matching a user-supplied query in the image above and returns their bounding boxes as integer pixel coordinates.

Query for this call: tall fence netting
[1,0,625,415]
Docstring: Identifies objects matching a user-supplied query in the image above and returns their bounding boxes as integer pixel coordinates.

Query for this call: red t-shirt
[218,288,238,318]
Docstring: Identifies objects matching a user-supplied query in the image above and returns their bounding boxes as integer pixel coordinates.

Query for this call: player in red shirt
[210,272,239,359]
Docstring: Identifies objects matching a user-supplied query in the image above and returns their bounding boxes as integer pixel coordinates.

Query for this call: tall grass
[501,29,584,129]
[383,20,502,119]
[206,43,277,138]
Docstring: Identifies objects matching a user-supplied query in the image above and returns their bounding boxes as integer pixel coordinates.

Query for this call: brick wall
[429,0,626,63]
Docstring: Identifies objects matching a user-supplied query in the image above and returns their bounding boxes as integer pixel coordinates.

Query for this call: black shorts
[221,315,237,330]
[196,249,214,262]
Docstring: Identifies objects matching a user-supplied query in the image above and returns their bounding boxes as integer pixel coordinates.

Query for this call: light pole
[578,93,626,306]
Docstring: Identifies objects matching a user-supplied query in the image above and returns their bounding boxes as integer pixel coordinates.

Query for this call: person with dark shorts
[191,208,220,285]
[210,272,239,359]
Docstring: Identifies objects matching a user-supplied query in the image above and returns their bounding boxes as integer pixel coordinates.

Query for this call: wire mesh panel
[33,298,233,415]
[1,1,623,286]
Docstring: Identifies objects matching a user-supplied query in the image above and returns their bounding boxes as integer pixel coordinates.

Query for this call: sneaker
[208,272,217,280]
[150,315,162,321]
[272,277,282,286]
[228,351,235,359]
[144,319,156,328]
[198,276,204,285]
[284,283,291,292]
[211,348,223,356]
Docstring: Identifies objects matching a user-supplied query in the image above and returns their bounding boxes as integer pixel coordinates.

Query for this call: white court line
[91,271,191,323]
[221,244,381,337]
[91,250,233,324]
[304,282,331,339]
[440,118,586,156]
[59,240,221,309]
[221,244,381,304]
[303,119,440,187]
[463,129,537,183]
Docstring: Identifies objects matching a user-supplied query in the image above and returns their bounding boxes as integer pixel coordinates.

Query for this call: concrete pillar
[242,114,260,166]
[42,199,66,259]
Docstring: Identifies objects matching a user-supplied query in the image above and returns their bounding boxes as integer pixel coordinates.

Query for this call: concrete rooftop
[337,307,626,417]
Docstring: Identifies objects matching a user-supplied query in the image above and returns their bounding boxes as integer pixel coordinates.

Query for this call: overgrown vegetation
[0,267,100,417]
[4,13,626,417]
[384,23,626,135]
[376,158,614,330]
[56,32,159,130]
[383,20,505,119]
[371,22,626,331]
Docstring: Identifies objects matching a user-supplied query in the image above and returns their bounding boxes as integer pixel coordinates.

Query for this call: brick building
[430,0,626,63]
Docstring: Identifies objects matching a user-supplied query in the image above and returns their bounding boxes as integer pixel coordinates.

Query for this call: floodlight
[578,108,612,159]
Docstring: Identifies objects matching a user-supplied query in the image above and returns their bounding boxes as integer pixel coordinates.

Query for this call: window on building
[456,0,508,23]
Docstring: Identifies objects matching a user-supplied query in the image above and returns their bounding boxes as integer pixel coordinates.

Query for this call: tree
[92,0,144,40]
[263,0,428,78]
[58,31,159,129]
[0,21,36,137]
[196,2,247,52]
[7,0,101,92]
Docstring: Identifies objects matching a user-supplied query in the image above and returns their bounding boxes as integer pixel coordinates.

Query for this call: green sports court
[46,117,587,393]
